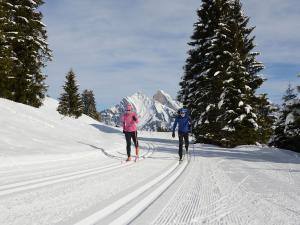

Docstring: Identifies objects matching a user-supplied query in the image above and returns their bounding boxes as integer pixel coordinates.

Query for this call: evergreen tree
[255,94,277,144]
[178,0,225,144]
[0,0,51,107]
[82,89,100,121]
[178,0,272,147]
[0,1,16,99]
[298,74,300,93]
[57,69,83,118]
[157,126,170,132]
[284,98,300,148]
[282,83,297,102]
[273,79,300,152]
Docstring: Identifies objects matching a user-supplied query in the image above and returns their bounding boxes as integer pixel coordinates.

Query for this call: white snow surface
[245,104,252,114]
[222,125,235,132]
[0,97,300,225]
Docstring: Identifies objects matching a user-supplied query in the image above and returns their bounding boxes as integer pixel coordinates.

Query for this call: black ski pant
[178,132,189,159]
[124,131,138,157]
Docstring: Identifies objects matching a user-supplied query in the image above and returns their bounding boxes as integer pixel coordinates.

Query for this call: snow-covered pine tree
[178,0,225,144]
[273,81,300,152]
[0,1,16,99]
[283,83,297,102]
[179,0,272,147]
[57,69,83,118]
[1,0,51,107]
[255,94,277,144]
[211,0,273,147]
[273,83,297,147]
[82,89,100,121]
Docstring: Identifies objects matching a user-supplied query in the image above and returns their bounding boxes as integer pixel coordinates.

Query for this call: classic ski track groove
[73,159,188,225]
[108,160,188,225]
[151,154,248,225]
[0,158,114,184]
[0,162,121,196]
[0,144,154,197]
[151,147,300,225]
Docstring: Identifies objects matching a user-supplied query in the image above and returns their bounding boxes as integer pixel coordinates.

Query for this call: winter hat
[180,108,188,114]
[126,104,132,111]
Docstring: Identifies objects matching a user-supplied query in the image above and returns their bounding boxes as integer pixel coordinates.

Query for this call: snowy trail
[107,160,187,225]
[0,161,125,197]
[73,161,187,225]
[0,136,179,225]
[131,144,300,225]
[69,135,188,225]
[0,143,155,197]
[0,157,114,185]
[1,96,300,225]
[1,133,300,225]
[148,150,249,225]
[0,136,300,225]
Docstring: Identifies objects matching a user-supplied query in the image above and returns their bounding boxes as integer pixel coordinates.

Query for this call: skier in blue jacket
[172,108,191,161]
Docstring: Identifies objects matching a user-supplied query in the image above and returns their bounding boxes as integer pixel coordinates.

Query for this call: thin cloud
[242,0,300,64]
[41,0,300,109]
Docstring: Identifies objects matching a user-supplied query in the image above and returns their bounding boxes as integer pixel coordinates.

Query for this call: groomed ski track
[132,144,300,225]
[1,133,300,225]
[0,145,153,197]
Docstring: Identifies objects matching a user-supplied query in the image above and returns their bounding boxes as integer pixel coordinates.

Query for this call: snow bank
[0,97,123,168]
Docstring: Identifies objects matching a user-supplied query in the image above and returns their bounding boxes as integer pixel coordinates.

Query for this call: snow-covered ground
[0,98,300,225]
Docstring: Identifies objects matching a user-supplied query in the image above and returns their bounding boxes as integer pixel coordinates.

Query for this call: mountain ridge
[101,90,182,131]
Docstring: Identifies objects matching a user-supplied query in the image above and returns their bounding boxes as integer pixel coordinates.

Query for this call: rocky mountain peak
[101,90,182,131]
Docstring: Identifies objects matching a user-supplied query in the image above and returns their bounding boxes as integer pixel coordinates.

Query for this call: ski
[121,156,139,163]
[121,157,132,164]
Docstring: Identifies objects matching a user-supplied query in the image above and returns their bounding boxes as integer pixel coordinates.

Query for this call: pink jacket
[121,112,139,132]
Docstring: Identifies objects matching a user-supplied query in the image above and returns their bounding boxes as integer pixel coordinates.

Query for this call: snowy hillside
[0,97,124,167]
[0,97,300,225]
[101,90,182,131]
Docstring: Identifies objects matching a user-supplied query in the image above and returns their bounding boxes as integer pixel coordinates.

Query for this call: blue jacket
[172,115,191,134]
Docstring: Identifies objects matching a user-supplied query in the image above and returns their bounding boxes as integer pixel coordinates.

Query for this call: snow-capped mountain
[101,90,182,131]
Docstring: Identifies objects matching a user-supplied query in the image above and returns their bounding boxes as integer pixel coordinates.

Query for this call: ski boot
[126,157,131,162]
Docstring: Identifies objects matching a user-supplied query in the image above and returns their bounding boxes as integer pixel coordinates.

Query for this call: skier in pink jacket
[121,104,139,161]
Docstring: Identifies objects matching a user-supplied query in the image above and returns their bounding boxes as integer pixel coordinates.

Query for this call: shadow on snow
[194,145,300,166]
[87,125,300,166]
[90,124,121,134]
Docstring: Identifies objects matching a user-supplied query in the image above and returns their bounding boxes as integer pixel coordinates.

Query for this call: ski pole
[190,126,195,160]
[192,133,196,160]
[132,113,139,159]
[135,130,139,159]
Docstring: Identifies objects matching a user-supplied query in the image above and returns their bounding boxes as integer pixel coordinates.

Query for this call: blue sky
[41,0,300,109]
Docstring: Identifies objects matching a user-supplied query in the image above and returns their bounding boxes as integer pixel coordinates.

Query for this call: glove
[132,116,137,121]
[172,132,175,138]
